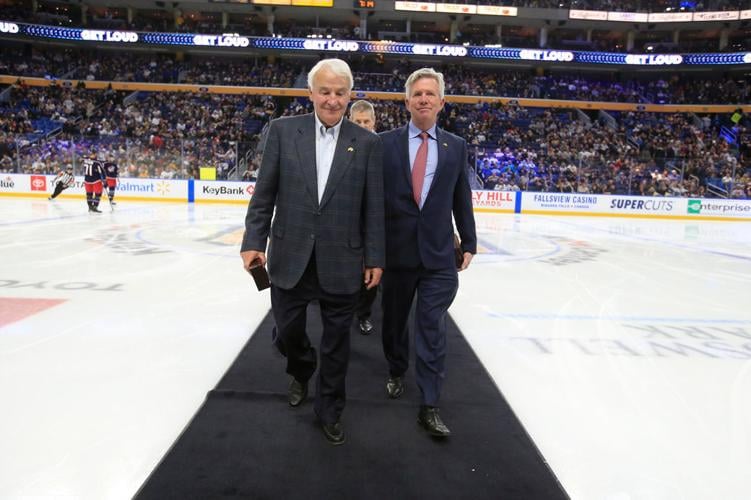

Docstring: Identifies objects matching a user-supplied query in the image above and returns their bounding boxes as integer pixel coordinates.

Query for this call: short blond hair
[405,67,445,100]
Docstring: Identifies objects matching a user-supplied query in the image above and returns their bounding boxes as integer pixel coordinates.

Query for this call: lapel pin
[347,146,354,152]
[442,142,448,148]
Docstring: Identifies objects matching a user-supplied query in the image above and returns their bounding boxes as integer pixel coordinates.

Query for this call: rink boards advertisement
[110,178,188,202]
[522,193,678,216]
[0,174,187,202]
[192,180,254,203]
[471,190,516,212]
[2,174,750,220]
[521,193,751,220]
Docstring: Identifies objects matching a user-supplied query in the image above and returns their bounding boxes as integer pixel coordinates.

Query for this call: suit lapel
[294,114,319,206]
[398,126,412,191]
[319,120,357,209]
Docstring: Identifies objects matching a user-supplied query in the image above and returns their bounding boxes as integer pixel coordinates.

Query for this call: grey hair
[307,59,353,91]
[404,67,445,100]
[349,100,375,118]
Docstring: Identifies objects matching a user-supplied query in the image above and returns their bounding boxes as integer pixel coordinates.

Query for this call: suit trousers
[270,252,359,424]
[381,266,458,407]
[355,284,378,320]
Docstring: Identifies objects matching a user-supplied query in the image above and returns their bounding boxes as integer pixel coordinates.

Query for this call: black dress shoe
[359,318,373,335]
[288,378,307,407]
[386,376,404,399]
[418,406,451,437]
[320,420,346,446]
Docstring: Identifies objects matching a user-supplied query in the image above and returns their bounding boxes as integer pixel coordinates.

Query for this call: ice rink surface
[1,197,750,500]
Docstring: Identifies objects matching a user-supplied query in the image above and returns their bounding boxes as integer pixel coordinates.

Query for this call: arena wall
[2,173,749,221]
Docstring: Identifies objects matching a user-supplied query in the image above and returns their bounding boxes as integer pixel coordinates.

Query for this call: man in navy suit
[379,67,476,437]
[241,59,385,445]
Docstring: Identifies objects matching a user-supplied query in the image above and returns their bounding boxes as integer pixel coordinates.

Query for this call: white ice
[0,198,749,500]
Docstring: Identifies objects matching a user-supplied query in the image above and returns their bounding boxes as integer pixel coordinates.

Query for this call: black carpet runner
[135,302,568,500]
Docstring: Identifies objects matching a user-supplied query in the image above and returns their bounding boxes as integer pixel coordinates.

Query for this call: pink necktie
[412,131,429,206]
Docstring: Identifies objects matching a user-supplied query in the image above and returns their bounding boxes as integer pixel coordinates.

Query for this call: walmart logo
[687,199,702,214]
[156,181,171,195]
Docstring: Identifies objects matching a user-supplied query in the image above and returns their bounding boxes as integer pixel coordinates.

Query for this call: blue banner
[1,20,750,67]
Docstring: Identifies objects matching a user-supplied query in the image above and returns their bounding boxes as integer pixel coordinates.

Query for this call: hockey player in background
[103,155,119,206]
[83,153,106,213]
[48,166,75,200]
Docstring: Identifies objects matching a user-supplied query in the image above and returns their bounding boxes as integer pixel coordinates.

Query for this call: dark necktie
[412,131,429,207]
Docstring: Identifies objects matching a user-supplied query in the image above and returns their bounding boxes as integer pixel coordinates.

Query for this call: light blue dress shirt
[408,121,438,209]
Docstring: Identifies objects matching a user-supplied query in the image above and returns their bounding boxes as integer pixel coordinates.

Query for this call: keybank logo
[687,199,702,214]
[203,185,246,196]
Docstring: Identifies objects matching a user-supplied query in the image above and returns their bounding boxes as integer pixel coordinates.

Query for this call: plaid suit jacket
[242,113,385,295]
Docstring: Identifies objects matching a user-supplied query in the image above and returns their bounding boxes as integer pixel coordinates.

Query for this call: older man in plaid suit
[240,59,384,445]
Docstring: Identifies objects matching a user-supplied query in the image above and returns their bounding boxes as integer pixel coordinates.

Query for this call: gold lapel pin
[442,142,448,147]
[347,146,354,152]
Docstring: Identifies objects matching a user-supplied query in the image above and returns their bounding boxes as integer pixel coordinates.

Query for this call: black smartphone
[248,259,271,291]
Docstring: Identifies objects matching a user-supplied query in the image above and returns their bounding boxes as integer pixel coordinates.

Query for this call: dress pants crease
[270,251,357,424]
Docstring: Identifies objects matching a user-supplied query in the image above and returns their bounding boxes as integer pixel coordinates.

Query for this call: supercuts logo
[610,198,673,211]
[30,175,47,191]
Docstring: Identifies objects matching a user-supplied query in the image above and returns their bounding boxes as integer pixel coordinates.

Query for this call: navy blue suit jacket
[380,125,476,270]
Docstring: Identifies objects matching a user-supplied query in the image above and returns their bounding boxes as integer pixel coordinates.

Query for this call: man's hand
[241,250,266,271]
[459,252,473,272]
[364,267,383,289]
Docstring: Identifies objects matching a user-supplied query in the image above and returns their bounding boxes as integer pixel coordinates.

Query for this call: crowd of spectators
[0,84,275,179]
[462,104,750,198]
[1,83,748,198]
[0,48,301,87]
[2,43,748,197]
[4,49,750,105]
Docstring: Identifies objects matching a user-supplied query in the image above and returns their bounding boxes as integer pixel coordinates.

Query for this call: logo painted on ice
[687,199,702,214]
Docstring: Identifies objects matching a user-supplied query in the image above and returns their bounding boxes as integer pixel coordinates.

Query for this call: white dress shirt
[314,113,343,204]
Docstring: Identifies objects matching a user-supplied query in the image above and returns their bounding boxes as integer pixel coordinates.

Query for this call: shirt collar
[408,121,437,140]
[315,113,344,139]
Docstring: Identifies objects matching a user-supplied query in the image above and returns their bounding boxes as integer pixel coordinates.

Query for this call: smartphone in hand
[248,259,270,291]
